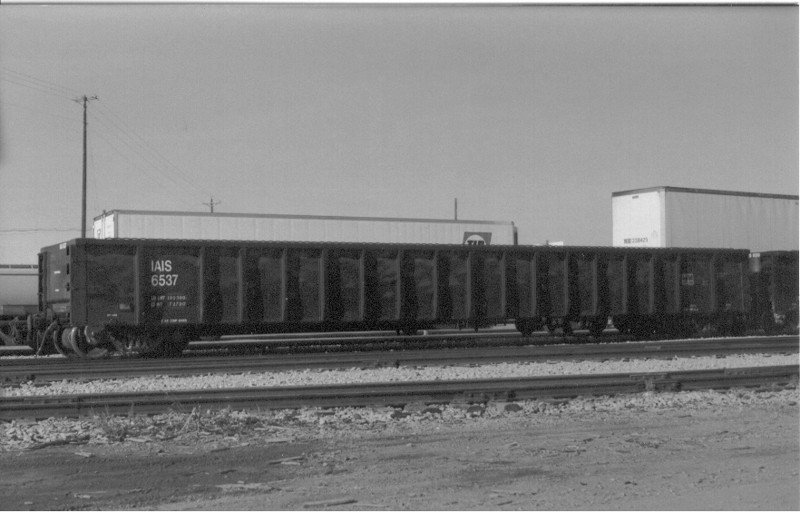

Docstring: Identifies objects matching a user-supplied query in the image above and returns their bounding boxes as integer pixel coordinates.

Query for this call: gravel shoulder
[4,353,798,397]
[2,387,798,511]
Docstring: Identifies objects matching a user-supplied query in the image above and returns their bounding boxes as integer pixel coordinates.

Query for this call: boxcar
[28,239,752,357]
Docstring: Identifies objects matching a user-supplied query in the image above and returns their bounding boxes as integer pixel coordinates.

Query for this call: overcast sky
[0,4,797,262]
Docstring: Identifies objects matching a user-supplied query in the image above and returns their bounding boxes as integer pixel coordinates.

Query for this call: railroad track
[1,336,797,385]
[1,365,796,421]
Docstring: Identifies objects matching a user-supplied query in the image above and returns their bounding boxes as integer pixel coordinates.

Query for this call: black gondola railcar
[17,238,756,357]
[510,245,751,337]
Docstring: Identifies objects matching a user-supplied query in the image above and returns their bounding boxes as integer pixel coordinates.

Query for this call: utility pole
[203,196,220,213]
[74,95,98,237]
[454,198,458,220]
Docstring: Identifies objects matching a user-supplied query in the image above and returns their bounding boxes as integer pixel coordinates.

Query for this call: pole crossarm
[203,196,221,213]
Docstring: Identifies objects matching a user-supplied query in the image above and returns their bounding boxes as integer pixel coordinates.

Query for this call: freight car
[0,264,38,319]
[749,251,799,333]
[0,264,39,346]
[8,238,773,358]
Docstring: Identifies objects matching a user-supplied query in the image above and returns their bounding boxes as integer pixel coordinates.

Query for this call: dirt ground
[2,394,798,511]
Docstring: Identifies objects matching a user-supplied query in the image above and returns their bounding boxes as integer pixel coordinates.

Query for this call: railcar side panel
[749,251,799,332]
[200,246,240,324]
[326,249,363,322]
[81,244,137,328]
[767,252,798,317]
[572,251,598,317]
[442,250,470,321]
[714,254,749,313]
[259,248,286,322]
[372,250,400,321]
[43,243,71,320]
[409,251,437,321]
[141,246,200,327]
[513,252,535,318]
[678,254,712,313]
[661,254,680,314]
[293,249,323,323]
[539,252,568,318]
[627,253,653,315]
[479,251,506,320]
[606,255,625,316]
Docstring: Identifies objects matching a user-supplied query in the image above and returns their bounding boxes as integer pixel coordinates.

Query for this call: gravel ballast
[1,353,797,453]
[3,353,797,397]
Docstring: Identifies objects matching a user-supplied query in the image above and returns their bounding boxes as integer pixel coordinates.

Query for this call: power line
[90,113,210,197]
[0,228,80,233]
[92,100,215,198]
[1,66,83,95]
[2,65,217,208]
[1,75,74,100]
[0,66,82,100]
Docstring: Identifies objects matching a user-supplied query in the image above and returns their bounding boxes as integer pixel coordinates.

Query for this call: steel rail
[1,336,797,386]
[1,365,797,420]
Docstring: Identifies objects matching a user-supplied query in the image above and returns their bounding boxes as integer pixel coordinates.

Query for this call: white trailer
[93,210,518,246]
[612,186,799,252]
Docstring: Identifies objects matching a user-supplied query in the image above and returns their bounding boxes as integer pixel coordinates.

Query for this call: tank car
[9,238,760,358]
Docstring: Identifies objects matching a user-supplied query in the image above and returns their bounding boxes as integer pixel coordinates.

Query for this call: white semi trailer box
[93,210,518,246]
[612,186,799,252]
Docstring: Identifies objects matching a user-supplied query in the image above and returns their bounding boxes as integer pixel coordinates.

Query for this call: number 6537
[151,274,179,287]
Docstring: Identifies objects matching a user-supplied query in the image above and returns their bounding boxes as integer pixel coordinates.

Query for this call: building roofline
[612,186,798,200]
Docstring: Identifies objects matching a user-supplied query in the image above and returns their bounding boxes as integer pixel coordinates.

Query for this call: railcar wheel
[62,327,108,358]
[38,321,60,356]
[64,327,88,357]
[0,319,21,346]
